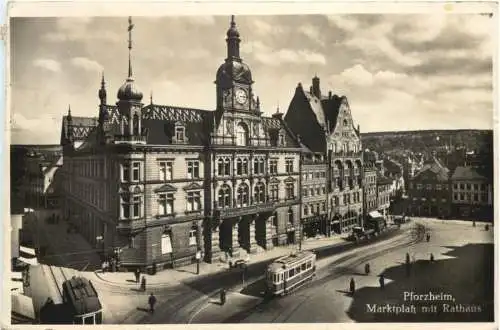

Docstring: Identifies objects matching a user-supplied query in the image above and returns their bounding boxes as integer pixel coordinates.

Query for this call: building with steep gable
[59,16,302,270]
[285,77,363,234]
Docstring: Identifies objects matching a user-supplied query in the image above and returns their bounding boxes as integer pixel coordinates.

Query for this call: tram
[62,276,103,324]
[265,250,316,296]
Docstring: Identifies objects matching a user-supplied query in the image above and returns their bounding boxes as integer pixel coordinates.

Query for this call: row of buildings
[14,16,492,273]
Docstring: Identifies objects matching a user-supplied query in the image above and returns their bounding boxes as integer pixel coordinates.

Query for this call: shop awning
[369,211,383,218]
[20,246,36,256]
[18,256,38,266]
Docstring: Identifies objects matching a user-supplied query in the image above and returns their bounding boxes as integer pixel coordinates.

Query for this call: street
[202,219,494,323]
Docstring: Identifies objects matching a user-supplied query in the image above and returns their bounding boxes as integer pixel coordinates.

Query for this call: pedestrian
[148,293,157,313]
[101,261,106,274]
[364,263,370,275]
[349,277,355,295]
[473,220,476,227]
[135,268,141,283]
[426,233,430,242]
[141,276,147,292]
[379,275,385,289]
[220,288,226,305]
[405,252,410,265]
[485,224,489,231]
[430,253,434,262]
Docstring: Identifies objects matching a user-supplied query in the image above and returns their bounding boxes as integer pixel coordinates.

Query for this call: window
[460,193,465,201]
[417,184,422,190]
[217,158,231,176]
[272,215,278,227]
[426,184,432,190]
[121,163,130,182]
[237,184,249,207]
[254,182,266,204]
[474,193,479,202]
[278,133,285,146]
[121,196,130,219]
[334,196,339,206]
[460,183,465,190]
[159,161,173,181]
[481,184,486,191]
[187,160,200,179]
[235,122,249,146]
[321,186,326,194]
[132,196,141,218]
[453,193,458,201]
[161,232,173,254]
[187,191,201,211]
[285,159,294,173]
[288,209,294,224]
[474,184,478,190]
[175,126,185,143]
[466,183,471,190]
[132,162,140,182]
[304,205,309,216]
[436,184,441,190]
[253,158,265,175]
[270,159,278,174]
[189,227,197,246]
[270,183,279,201]
[316,187,321,195]
[303,188,308,197]
[218,185,231,208]
[159,193,174,215]
[285,182,294,199]
[453,183,458,190]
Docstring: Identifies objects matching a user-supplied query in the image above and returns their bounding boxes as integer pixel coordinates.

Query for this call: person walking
[141,276,147,292]
[135,268,141,283]
[349,278,356,295]
[220,288,226,305]
[430,253,434,262]
[148,293,157,313]
[364,263,370,275]
[379,274,385,289]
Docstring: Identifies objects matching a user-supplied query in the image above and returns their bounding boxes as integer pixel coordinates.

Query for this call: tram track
[223,223,426,323]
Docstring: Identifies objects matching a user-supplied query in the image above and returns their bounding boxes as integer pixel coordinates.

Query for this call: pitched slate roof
[60,115,98,145]
[377,173,393,185]
[451,166,489,181]
[284,83,346,153]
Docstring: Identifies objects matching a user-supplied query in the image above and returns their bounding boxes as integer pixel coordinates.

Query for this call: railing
[332,151,363,157]
[303,159,326,165]
[217,201,275,218]
[114,134,147,144]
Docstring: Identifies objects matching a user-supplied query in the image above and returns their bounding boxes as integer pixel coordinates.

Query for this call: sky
[9,14,494,145]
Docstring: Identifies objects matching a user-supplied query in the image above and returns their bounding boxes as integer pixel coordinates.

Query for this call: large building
[284,76,363,235]
[450,166,493,221]
[407,156,451,218]
[300,147,328,238]
[59,16,303,270]
[362,162,378,219]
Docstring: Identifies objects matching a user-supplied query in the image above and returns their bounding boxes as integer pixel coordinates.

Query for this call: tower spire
[226,15,241,60]
[128,16,134,78]
[150,91,153,105]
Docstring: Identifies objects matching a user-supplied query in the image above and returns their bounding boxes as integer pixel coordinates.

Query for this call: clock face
[235,88,248,105]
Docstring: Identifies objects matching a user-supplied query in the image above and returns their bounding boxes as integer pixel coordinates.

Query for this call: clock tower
[215,16,256,113]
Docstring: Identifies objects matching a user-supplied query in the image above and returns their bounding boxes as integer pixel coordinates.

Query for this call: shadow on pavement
[346,243,494,322]
[240,278,267,298]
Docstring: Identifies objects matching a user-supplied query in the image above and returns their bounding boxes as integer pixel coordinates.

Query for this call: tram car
[62,276,103,324]
[265,250,316,296]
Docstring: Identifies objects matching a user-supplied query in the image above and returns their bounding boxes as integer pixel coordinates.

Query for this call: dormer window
[279,133,285,146]
[174,122,186,143]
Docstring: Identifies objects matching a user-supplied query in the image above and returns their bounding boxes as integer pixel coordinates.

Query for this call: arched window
[304,205,309,216]
[133,113,140,135]
[236,183,249,207]
[254,182,266,204]
[217,158,224,176]
[235,122,248,146]
[218,184,231,208]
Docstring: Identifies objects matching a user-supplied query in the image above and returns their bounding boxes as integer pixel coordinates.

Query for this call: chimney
[312,75,321,98]
[328,91,332,99]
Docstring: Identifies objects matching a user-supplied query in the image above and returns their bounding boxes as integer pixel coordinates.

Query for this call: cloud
[43,17,120,43]
[337,64,374,86]
[326,15,359,32]
[10,112,59,144]
[184,15,215,26]
[242,41,326,66]
[70,57,103,72]
[298,24,324,45]
[32,58,61,72]
[252,19,284,35]
[185,48,211,60]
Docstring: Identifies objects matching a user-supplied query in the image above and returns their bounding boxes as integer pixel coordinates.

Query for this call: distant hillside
[360,129,493,154]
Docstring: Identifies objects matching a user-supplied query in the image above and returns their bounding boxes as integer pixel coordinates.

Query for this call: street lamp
[195,249,203,275]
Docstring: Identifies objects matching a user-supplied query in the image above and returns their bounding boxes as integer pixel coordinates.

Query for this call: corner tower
[116,16,144,141]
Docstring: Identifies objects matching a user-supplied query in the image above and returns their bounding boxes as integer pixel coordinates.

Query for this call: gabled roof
[60,115,98,145]
[284,83,346,153]
[451,166,489,181]
[377,174,393,185]
[414,157,449,182]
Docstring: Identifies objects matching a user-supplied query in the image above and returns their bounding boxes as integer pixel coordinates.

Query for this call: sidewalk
[92,234,350,288]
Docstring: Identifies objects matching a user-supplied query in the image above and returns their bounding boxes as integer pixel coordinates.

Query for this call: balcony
[217,201,275,219]
[114,134,147,144]
[332,151,362,158]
